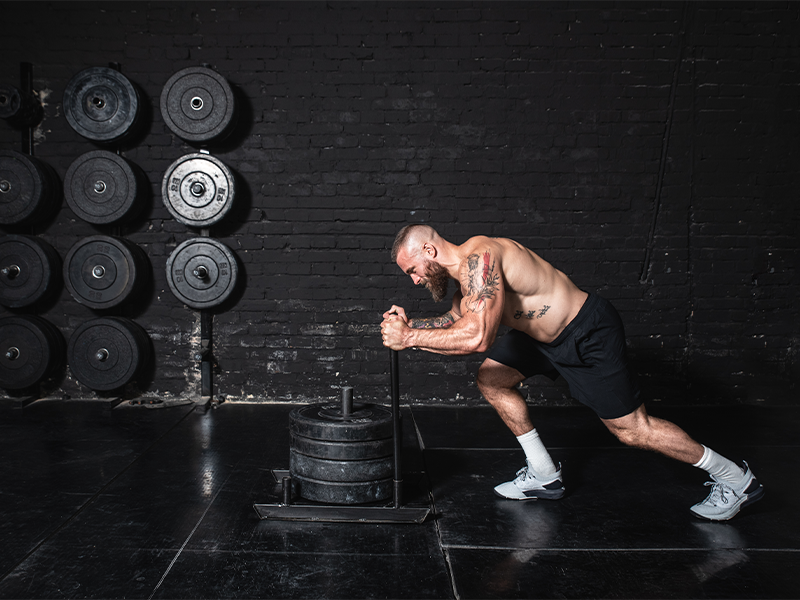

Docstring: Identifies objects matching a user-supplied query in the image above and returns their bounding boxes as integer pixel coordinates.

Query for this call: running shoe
[494,460,565,500]
[690,462,764,521]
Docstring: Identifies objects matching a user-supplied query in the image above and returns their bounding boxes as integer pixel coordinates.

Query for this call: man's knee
[476,359,524,394]
[602,405,649,448]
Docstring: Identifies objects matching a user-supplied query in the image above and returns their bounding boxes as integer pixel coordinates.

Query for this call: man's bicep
[461,250,503,316]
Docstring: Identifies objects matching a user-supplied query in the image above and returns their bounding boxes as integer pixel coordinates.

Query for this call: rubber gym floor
[1,398,798,599]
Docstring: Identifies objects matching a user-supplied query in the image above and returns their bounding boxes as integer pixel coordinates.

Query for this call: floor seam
[0,405,197,585]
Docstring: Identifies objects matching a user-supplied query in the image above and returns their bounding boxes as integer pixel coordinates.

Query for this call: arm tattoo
[513,306,551,320]
[464,251,500,314]
[410,312,456,329]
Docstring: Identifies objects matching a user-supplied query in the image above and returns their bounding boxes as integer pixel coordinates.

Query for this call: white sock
[516,429,558,478]
[693,445,745,487]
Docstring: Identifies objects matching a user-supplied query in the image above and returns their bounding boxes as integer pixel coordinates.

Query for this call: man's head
[391,225,450,302]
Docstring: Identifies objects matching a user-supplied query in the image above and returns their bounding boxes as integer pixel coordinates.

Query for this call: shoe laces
[514,465,532,483]
[702,480,741,506]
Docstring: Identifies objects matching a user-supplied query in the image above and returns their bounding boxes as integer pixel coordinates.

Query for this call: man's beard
[424,260,450,302]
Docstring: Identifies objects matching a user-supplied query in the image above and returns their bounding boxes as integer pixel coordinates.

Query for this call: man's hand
[382,305,409,324]
[381,315,410,350]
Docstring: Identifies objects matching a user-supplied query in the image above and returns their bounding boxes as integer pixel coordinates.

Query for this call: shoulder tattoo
[464,251,500,314]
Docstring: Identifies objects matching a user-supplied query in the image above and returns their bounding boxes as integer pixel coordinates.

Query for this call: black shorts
[486,293,642,420]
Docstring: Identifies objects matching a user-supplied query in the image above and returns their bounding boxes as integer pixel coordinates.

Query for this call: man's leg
[603,404,764,520]
[476,358,533,436]
[477,358,563,500]
[601,404,704,464]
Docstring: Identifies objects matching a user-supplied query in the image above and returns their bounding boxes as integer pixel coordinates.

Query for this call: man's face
[423,259,449,302]
[397,247,450,302]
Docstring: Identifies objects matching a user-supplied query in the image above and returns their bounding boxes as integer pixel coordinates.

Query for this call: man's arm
[382,250,504,355]
[408,291,462,329]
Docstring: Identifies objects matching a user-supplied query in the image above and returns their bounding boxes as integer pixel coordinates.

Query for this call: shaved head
[391,224,439,262]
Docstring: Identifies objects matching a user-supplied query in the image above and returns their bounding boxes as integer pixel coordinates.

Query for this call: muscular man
[381,224,764,521]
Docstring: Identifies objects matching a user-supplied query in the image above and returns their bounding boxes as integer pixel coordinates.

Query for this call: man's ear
[423,243,437,258]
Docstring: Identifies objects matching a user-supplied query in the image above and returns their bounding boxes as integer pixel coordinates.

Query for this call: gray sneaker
[494,460,565,501]
[690,462,764,521]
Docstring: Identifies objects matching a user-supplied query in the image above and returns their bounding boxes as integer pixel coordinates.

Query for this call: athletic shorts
[486,293,642,420]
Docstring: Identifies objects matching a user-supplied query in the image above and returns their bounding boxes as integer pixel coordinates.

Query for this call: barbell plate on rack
[0,235,61,308]
[63,67,140,143]
[68,317,149,391]
[63,235,149,310]
[290,402,394,442]
[290,474,393,505]
[0,84,42,127]
[290,432,393,461]
[165,237,238,309]
[161,153,235,227]
[160,66,236,143]
[290,451,393,483]
[0,315,64,390]
[64,150,143,225]
[0,150,57,225]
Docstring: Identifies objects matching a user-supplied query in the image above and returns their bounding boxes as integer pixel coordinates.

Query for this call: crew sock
[516,429,558,479]
[693,445,746,488]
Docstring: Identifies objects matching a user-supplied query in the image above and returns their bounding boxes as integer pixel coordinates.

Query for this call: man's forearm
[409,311,456,329]
[404,318,488,356]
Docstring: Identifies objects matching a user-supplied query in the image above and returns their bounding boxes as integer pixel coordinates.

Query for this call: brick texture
[0,2,797,406]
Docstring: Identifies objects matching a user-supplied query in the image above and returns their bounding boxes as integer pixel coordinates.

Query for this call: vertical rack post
[20,62,33,155]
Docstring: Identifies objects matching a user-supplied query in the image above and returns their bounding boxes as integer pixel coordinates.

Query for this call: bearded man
[380,224,764,521]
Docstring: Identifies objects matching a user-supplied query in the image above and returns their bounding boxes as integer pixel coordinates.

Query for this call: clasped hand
[381,305,410,350]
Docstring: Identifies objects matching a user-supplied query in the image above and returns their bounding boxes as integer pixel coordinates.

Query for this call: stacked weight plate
[0,83,43,128]
[0,235,61,309]
[63,235,149,310]
[64,150,146,225]
[160,66,237,145]
[0,150,60,226]
[62,66,142,145]
[0,315,65,390]
[67,317,150,391]
[289,389,394,505]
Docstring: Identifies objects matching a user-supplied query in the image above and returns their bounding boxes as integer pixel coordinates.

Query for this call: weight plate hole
[95,348,109,362]
[92,265,106,279]
[0,180,10,193]
[5,346,20,361]
[190,182,206,197]
[191,96,203,110]
[92,96,105,109]
[93,180,107,194]
[2,265,20,279]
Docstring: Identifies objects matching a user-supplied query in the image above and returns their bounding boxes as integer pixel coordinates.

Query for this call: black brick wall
[1,2,797,406]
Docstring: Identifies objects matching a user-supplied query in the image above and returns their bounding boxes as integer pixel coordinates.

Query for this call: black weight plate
[290,402,394,442]
[0,150,56,225]
[0,85,21,119]
[67,317,149,391]
[161,153,235,227]
[290,432,392,461]
[64,235,148,309]
[0,235,61,308]
[160,67,236,143]
[0,315,64,390]
[290,450,392,483]
[291,473,392,505]
[165,237,238,309]
[63,67,140,142]
[0,84,42,127]
[64,150,142,225]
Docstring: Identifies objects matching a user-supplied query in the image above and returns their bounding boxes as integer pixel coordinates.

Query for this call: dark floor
[1,396,798,599]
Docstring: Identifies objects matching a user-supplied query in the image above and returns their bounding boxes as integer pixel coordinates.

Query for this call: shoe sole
[691,484,765,521]
[494,488,565,501]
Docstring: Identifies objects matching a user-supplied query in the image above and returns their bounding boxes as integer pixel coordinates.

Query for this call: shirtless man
[381,224,764,521]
